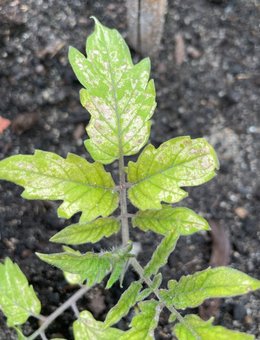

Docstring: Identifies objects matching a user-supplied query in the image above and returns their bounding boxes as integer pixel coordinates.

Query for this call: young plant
[0,17,259,340]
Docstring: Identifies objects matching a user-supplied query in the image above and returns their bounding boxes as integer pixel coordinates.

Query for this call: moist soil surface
[0,1,259,339]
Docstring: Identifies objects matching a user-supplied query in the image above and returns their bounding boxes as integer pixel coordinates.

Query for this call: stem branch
[130,258,200,340]
[28,285,89,340]
[119,156,129,245]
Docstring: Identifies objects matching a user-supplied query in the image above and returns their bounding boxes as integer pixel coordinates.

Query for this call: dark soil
[0,0,259,339]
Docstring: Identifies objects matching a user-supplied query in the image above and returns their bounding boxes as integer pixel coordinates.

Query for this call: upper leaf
[0,150,118,222]
[160,267,260,309]
[50,217,120,245]
[73,310,123,340]
[133,205,209,236]
[174,314,255,340]
[105,281,142,327]
[121,300,162,340]
[37,245,132,287]
[127,137,219,210]
[0,258,41,327]
[69,17,156,164]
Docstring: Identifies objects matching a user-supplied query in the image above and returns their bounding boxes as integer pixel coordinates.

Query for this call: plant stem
[130,258,201,340]
[118,154,199,338]
[40,331,48,340]
[27,285,90,340]
[118,156,129,245]
[71,301,80,318]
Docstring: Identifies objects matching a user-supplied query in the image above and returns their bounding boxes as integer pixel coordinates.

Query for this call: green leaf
[144,230,179,278]
[69,17,156,164]
[160,267,260,309]
[62,247,85,285]
[0,258,41,327]
[73,310,123,340]
[105,281,142,327]
[50,217,120,245]
[133,206,210,236]
[0,151,118,222]
[121,300,162,340]
[37,245,132,287]
[174,314,255,340]
[127,137,219,210]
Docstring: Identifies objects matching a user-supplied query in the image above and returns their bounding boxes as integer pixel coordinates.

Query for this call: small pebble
[235,207,249,219]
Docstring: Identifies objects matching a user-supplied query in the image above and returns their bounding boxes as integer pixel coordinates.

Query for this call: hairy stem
[119,156,129,245]
[130,258,201,340]
[27,285,90,340]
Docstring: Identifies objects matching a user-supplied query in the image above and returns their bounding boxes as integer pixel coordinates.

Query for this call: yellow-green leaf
[144,230,180,278]
[174,314,255,340]
[62,247,84,285]
[0,258,41,327]
[121,300,162,340]
[69,18,156,164]
[37,245,132,287]
[127,137,219,210]
[0,151,118,222]
[50,217,120,245]
[161,267,260,309]
[105,281,142,327]
[73,310,123,340]
[133,206,209,236]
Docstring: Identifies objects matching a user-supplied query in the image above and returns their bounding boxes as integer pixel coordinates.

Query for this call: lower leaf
[73,310,123,340]
[37,245,132,287]
[174,314,255,340]
[160,267,260,309]
[144,230,179,277]
[121,300,162,340]
[0,258,41,327]
[105,281,142,327]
